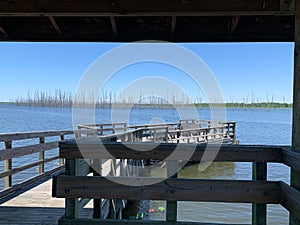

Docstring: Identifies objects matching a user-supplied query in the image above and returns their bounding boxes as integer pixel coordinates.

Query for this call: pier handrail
[77,121,236,143]
[53,141,300,225]
[0,130,77,201]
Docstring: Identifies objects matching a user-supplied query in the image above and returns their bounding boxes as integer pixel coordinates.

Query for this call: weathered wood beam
[59,140,283,162]
[252,162,267,225]
[280,182,300,221]
[0,0,293,16]
[0,25,7,37]
[230,16,240,35]
[48,16,61,34]
[53,176,281,204]
[290,0,300,223]
[282,147,300,172]
[171,16,176,36]
[0,141,58,161]
[0,130,73,142]
[109,16,117,38]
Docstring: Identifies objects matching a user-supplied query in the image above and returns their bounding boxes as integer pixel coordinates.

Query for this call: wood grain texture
[280,182,300,220]
[59,141,282,162]
[53,176,280,204]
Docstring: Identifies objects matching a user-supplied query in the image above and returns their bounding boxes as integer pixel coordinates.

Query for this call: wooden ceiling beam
[48,16,61,34]
[0,0,293,16]
[110,16,118,38]
[0,25,7,37]
[171,16,176,36]
[230,16,240,35]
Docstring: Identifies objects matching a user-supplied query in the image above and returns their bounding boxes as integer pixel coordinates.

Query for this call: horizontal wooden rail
[56,140,300,225]
[0,141,58,161]
[281,147,300,171]
[53,176,280,204]
[0,130,74,142]
[79,123,127,127]
[127,123,178,129]
[0,156,60,179]
[59,140,282,162]
[279,182,300,220]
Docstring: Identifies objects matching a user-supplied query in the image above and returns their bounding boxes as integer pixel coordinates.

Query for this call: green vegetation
[194,102,292,108]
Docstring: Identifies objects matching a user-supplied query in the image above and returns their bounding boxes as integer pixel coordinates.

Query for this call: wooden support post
[252,162,267,225]
[93,159,102,219]
[166,160,177,222]
[4,141,12,189]
[60,135,65,165]
[65,158,78,218]
[291,0,300,224]
[38,137,45,174]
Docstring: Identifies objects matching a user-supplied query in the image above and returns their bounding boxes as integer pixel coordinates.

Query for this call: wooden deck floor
[0,179,92,225]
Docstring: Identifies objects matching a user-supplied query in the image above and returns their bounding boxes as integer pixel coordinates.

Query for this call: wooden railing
[0,130,77,201]
[53,141,300,225]
[77,121,236,144]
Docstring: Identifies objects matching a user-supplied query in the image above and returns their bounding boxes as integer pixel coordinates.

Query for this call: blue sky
[0,42,294,103]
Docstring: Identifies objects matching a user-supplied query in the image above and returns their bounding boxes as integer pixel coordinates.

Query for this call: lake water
[0,104,292,224]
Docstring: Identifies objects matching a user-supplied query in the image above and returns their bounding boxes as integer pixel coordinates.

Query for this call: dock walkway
[0,179,64,225]
[0,179,94,225]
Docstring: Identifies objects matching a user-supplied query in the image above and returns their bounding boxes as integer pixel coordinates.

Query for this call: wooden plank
[58,217,249,225]
[282,147,300,171]
[110,16,118,38]
[0,130,73,142]
[0,25,7,37]
[38,137,45,174]
[0,155,59,179]
[53,176,280,204]
[128,123,177,129]
[3,141,12,189]
[64,159,78,219]
[0,0,290,16]
[230,16,240,35]
[171,16,176,36]
[252,162,267,225]
[166,161,177,222]
[280,182,300,220]
[0,141,59,161]
[291,0,300,224]
[92,159,101,219]
[49,15,62,34]
[59,141,282,162]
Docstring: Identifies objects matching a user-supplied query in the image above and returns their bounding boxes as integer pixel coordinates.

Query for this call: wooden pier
[0,120,235,224]
[1,0,300,224]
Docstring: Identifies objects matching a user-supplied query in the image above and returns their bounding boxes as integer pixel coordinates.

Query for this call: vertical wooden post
[252,162,267,225]
[291,1,300,224]
[4,141,12,189]
[65,158,78,218]
[93,159,102,219]
[60,135,65,165]
[38,137,45,174]
[166,160,177,222]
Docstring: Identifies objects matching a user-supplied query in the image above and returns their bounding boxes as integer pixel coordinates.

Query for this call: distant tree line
[14,90,292,109]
